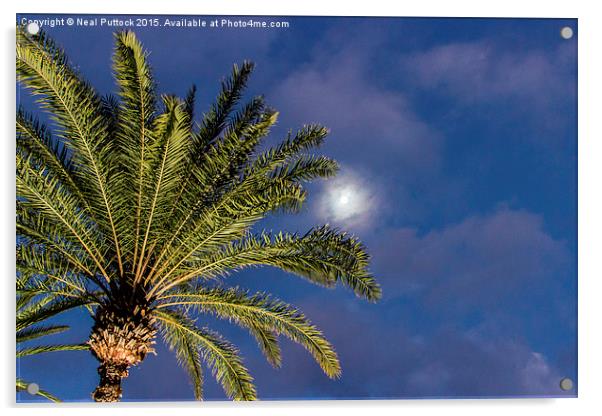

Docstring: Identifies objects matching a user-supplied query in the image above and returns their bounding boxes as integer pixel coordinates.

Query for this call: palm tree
[16,28,381,402]
[16,251,91,402]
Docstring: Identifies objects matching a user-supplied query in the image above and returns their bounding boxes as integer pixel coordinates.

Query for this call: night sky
[16,14,577,401]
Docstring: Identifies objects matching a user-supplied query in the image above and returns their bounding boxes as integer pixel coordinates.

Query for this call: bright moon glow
[318,171,379,229]
[339,193,350,205]
[330,185,364,220]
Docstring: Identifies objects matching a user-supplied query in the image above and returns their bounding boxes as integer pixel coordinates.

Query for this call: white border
[3,1,601,415]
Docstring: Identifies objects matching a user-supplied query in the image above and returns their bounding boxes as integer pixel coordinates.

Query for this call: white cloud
[373,206,572,313]
[398,41,576,138]
[270,40,442,173]
[255,295,568,398]
[520,352,557,392]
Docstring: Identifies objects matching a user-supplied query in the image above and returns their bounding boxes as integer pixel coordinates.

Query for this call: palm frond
[135,95,191,279]
[156,64,268,252]
[157,309,204,399]
[155,226,381,301]
[155,309,256,400]
[152,107,279,280]
[246,124,331,175]
[158,287,341,377]
[16,152,110,281]
[17,244,91,295]
[151,125,332,276]
[16,108,90,208]
[112,30,156,267]
[17,343,89,358]
[17,296,94,332]
[246,322,282,368]
[196,61,255,149]
[184,84,196,122]
[17,28,124,277]
[16,324,69,343]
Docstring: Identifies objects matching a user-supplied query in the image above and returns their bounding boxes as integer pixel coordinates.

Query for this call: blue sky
[16,15,577,401]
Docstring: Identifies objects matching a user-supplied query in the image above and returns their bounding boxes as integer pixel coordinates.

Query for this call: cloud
[399,41,576,137]
[401,41,575,102]
[247,298,567,399]
[379,206,563,286]
[403,331,563,397]
[373,207,571,310]
[270,35,443,175]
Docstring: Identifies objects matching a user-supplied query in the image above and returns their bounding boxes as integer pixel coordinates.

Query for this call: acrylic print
[15,14,577,402]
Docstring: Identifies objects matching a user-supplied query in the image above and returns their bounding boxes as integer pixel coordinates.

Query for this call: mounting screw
[25,22,40,35]
[560,27,574,40]
[559,377,574,391]
[26,383,40,395]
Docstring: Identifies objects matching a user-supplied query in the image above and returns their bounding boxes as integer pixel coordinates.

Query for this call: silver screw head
[559,377,574,391]
[26,383,40,395]
[25,22,40,35]
[560,26,574,40]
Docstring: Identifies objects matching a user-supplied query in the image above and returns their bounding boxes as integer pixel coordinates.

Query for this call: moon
[318,170,378,228]
[329,185,364,221]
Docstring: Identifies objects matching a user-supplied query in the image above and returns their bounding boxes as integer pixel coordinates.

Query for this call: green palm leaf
[17,29,124,277]
[157,227,381,302]
[16,324,69,343]
[155,309,256,400]
[158,287,341,377]
[17,344,89,358]
[112,30,156,267]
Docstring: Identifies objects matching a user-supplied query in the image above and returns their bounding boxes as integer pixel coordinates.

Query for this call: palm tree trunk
[93,362,129,402]
[88,304,156,402]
